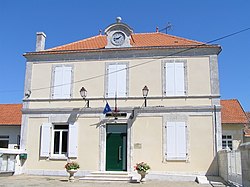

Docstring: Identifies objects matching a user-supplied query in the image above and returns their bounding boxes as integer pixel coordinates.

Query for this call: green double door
[106,124,127,171]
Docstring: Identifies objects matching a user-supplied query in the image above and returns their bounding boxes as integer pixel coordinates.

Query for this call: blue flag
[103,102,112,114]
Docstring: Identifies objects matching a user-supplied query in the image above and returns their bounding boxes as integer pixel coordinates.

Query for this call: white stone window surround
[162,59,188,96]
[162,114,189,162]
[50,64,74,99]
[105,62,129,98]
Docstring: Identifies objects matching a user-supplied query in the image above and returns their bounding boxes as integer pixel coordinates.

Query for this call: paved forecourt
[0,175,225,187]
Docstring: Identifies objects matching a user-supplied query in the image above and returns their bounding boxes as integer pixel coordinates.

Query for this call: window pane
[54,125,68,130]
[53,131,60,154]
[62,131,68,154]
[222,135,226,139]
[0,135,9,139]
[0,140,9,148]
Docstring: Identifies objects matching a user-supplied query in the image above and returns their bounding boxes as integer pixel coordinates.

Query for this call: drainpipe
[214,105,218,153]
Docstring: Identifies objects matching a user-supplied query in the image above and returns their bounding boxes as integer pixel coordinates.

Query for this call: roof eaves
[24,44,220,56]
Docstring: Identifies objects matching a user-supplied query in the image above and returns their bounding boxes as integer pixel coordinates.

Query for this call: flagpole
[114,92,118,113]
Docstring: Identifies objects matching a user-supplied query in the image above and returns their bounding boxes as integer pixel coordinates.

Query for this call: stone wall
[240,142,250,187]
[218,150,228,182]
[218,143,250,187]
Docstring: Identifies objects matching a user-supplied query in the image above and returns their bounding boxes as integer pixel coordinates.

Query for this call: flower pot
[67,169,78,182]
[137,170,148,182]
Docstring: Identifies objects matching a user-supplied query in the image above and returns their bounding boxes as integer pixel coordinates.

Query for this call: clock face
[111,32,125,46]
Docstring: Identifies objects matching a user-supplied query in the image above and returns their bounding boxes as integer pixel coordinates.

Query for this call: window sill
[49,156,68,160]
[166,157,187,161]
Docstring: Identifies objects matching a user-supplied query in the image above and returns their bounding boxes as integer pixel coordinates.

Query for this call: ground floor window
[40,122,78,158]
[165,122,187,160]
[222,135,232,150]
[0,135,9,148]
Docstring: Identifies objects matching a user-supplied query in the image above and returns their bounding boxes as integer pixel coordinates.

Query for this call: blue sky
[0,1,250,111]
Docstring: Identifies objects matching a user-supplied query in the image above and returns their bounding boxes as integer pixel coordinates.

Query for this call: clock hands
[114,35,122,41]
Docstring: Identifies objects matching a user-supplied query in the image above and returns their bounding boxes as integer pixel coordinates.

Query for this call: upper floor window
[163,60,187,96]
[52,66,73,99]
[105,63,128,98]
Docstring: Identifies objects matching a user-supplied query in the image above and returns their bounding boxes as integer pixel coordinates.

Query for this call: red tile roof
[221,99,248,124]
[245,112,250,137]
[47,32,204,51]
[0,104,22,125]
[245,112,250,122]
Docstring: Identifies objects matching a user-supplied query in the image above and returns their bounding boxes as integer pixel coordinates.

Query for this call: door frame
[106,124,127,171]
[99,121,132,172]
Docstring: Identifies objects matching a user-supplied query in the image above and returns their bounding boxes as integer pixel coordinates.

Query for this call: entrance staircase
[79,171,133,182]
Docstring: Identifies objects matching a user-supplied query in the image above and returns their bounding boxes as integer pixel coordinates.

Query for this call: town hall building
[20,17,222,179]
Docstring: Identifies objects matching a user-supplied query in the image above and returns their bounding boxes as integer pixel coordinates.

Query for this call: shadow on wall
[205,154,228,185]
[206,153,218,176]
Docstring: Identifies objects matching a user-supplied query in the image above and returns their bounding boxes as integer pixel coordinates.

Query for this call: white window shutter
[62,66,72,98]
[116,64,127,97]
[176,122,187,159]
[107,65,117,98]
[175,63,185,96]
[166,122,176,159]
[166,63,175,96]
[40,123,52,157]
[53,67,63,99]
[68,122,78,158]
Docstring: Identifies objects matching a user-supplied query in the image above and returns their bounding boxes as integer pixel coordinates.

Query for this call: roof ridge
[236,99,249,122]
[132,32,157,35]
[221,98,238,101]
[132,32,204,44]
[0,103,22,106]
[47,35,104,51]
[158,32,204,44]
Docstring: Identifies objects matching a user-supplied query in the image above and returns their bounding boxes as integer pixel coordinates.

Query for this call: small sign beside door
[134,143,142,149]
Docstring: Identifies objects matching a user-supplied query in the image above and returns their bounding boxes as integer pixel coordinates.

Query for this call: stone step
[196,176,228,186]
[79,171,133,182]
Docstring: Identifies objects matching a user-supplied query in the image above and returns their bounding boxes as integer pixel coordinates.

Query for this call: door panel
[106,125,127,171]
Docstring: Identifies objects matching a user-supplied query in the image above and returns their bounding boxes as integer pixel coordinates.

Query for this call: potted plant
[65,161,80,182]
[134,162,150,182]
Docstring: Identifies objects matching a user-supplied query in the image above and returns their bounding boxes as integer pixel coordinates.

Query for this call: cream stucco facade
[20,20,222,178]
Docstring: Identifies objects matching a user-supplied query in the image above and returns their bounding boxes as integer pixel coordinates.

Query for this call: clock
[111,32,125,46]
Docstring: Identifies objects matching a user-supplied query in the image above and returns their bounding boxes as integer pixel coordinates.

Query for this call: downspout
[214,105,218,153]
[214,104,220,177]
